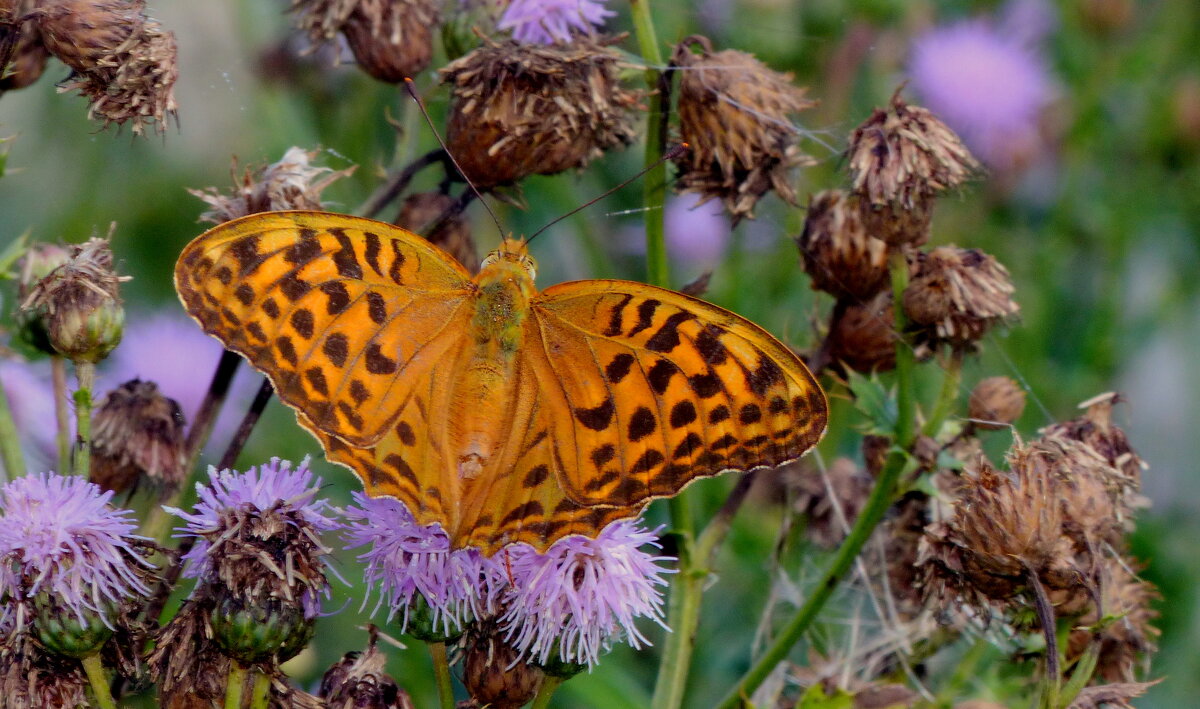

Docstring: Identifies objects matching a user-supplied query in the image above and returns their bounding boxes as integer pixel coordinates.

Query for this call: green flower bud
[210,596,315,665]
[33,595,114,659]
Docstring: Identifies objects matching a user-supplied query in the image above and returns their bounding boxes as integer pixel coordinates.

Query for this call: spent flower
[318,628,414,708]
[293,0,440,82]
[497,0,614,45]
[89,378,186,495]
[796,189,889,301]
[190,146,356,224]
[499,518,673,670]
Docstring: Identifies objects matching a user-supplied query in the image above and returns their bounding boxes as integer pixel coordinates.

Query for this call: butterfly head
[480,237,538,281]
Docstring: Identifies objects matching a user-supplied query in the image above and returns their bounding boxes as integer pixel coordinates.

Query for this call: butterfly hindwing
[529,280,828,508]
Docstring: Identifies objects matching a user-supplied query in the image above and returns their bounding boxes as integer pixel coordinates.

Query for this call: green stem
[52,356,70,473]
[79,653,118,709]
[225,662,247,709]
[921,348,964,439]
[629,0,670,288]
[72,360,95,478]
[0,372,23,482]
[430,641,455,709]
[250,668,272,709]
[714,250,922,709]
[530,675,563,709]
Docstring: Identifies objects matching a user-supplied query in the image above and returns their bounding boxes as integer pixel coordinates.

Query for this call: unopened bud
[968,376,1026,430]
[463,630,543,709]
[210,596,315,665]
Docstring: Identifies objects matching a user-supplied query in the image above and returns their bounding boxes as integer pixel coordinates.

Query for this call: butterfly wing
[175,211,476,449]
[526,280,828,509]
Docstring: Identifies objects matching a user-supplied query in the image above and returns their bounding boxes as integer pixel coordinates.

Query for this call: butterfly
[175,211,828,554]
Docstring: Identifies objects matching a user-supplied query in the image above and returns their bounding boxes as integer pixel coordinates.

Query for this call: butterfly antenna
[402,78,507,239]
[527,143,689,244]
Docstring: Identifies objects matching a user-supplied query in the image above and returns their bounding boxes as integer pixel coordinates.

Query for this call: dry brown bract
[37,0,177,135]
[967,376,1026,430]
[847,92,979,245]
[0,632,90,709]
[190,147,357,224]
[292,0,439,82]
[461,622,544,709]
[796,190,889,301]
[1040,392,1146,494]
[822,291,898,374]
[319,629,414,709]
[90,378,187,495]
[903,246,1018,350]
[439,37,637,189]
[0,1,49,93]
[673,35,814,223]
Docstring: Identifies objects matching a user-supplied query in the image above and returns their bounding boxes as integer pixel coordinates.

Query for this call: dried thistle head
[397,192,479,273]
[967,376,1026,430]
[189,147,356,224]
[673,35,815,222]
[90,378,187,495]
[439,37,637,188]
[0,632,89,709]
[847,92,979,245]
[902,246,1018,350]
[318,628,413,709]
[796,190,889,301]
[787,457,873,548]
[1040,392,1146,493]
[292,0,439,83]
[37,0,178,135]
[1088,558,1160,682]
[823,291,898,374]
[882,491,932,618]
[462,621,544,709]
[0,8,48,93]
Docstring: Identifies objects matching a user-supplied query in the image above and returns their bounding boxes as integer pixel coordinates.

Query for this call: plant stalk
[530,675,563,709]
[430,641,455,709]
[922,347,964,438]
[80,653,118,709]
[629,0,670,289]
[71,360,95,478]
[889,250,916,448]
[52,355,70,473]
[225,662,248,709]
[250,668,272,709]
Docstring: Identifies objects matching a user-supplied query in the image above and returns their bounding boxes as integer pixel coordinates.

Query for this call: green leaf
[0,232,28,281]
[845,369,898,435]
[798,684,855,709]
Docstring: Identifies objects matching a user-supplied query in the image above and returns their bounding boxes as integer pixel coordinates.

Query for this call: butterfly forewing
[175,211,475,448]
[529,281,828,508]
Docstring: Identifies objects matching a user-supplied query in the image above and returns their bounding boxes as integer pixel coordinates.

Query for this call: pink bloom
[497,0,614,44]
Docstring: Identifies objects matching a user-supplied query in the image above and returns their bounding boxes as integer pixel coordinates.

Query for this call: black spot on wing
[574,398,615,431]
[646,311,698,352]
[328,227,364,279]
[627,299,661,337]
[647,360,679,395]
[628,407,657,442]
[605,353,635,383]
[603,294,634,337]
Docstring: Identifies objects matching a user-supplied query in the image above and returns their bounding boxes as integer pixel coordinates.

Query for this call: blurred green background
[1,0,1197,706]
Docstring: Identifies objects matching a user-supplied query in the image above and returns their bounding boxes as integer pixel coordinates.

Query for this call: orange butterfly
[175,211,827,554]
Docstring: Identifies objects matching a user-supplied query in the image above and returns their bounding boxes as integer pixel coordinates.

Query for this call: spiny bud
[968,376,1026,430]
[90,378,187,495]
[847,92,979,246]
[397,192,479,273]
[796,190,889,301]
[342,0,438,83]
[439,37,637,188]
[902,246,1018,349]
[463,625,544,709]
[20,236,127,363]
[37,0,178,135]
[319,629,413,709]
[190,147,356,224]
[673,35,815,223]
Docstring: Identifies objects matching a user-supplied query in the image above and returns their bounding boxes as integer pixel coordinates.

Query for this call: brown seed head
[39,0,178,135]
[293,0,439,83]
[824,291,898,374]
[462,624,544,709]
[90,378,187,495]
[788,457,873,548]
[149,601,231,707]
[397,192,479,273]
[902,246,1018,348]
[0,631,90,709]
[847,92,979,245]
[439,38,637,188]
[319,629,413,709]
[672,35,815,223]
[968,376,1026,430]
[0,11,49,93]
[1039,392,1146,497]
[190,147,357,224]
[20,236,127,363]
[796,190,889,300]
[1066,556,1159,684]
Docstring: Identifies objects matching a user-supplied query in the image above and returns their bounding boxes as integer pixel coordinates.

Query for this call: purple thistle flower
[497,0,614,45]
[499,518,673,668]
[908,11,1055,171]
[343,493,507,637]
[0,472,155,626]
[166,457,340,586]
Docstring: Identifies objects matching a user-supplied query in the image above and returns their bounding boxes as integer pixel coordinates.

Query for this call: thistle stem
[80,653,118,709]
[1027,567,1061,709]
[714,252,921,709]
[530,675,563,709]
[71,360,95,478]
[225,662,248,709]
[922,347,964,439]
[629,0,670,289]
[430,641,455,709]
[0,373,22,482]
[52,356,70,473]
[250,668,272,709]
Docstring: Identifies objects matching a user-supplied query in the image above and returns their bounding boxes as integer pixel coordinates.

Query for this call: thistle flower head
[0,13,49,94]
[796,189,889,301]
[463,620,545,709]
[497,0,614,45]
[499,518,673,670]
[90,378,187,495]
[343,493,505,641]
[823,291,898,374]
[673,35,815,223]
[967,376,1027,430]
[0,472,155,626]
[190,147,356,224]
[293,0,440,83]
[902,245,1019,350]
[1039,392,1146,495]
[788,457,873,549]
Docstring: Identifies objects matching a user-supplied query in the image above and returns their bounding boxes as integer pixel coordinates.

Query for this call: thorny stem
[1026,567,1061,709]
[250,669,272,709]
[71,360,95,477]
[356,148,447,220]
[225,662,248,709]
[530,675,563,709]
[630,0,670,289]
[922,347,964,439]
[429,641,456,709]
[0,373,22,481]
[714,252,921,709]
[80,653,118,709]
[52,356,70,473]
